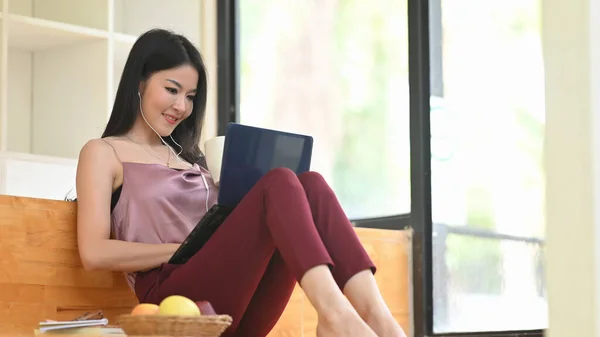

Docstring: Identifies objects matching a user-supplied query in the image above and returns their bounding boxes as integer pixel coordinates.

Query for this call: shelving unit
[0,0,207,199]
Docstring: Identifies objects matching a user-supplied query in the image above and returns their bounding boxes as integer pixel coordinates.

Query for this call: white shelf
[30,40,109,158]
[113,0,201,45]
[0,0,208,199]
[8,0,108,30]
[114,32,138,45]
[7,14,109,52]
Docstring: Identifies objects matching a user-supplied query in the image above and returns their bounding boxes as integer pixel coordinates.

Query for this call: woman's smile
[162,113,179,125]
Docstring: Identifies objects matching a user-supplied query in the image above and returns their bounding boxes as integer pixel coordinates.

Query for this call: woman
[76,28,405,337]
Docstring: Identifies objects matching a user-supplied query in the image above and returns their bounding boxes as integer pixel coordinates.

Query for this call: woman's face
[139,64,199,137]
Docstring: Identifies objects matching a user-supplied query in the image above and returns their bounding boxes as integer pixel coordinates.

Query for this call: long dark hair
[102,28,208,165]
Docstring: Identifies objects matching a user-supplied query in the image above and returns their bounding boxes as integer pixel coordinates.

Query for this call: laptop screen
[217,124,314,207]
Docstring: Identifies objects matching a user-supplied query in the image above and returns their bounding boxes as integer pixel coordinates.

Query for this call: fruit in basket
[195,300,217,315]
[131,303,160,315]
[158,295,201,316]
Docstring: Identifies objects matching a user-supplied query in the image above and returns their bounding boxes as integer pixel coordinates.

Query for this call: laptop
[168,123,314,264]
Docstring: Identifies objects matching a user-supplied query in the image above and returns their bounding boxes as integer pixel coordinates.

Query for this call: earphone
[138,91,210,212]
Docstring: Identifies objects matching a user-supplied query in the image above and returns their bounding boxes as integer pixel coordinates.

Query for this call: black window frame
[216,0,546,336]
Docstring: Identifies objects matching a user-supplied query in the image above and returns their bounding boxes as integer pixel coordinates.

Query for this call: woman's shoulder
[78,138,123,174]
[80,138,118,159]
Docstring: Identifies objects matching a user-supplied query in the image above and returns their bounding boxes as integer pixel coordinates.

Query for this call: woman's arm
[80,239,180,273]
[76,139,179,273]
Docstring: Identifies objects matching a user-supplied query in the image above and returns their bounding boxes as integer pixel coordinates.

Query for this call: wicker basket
[118,314,233,337]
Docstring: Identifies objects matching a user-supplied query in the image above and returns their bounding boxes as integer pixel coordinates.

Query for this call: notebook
[168,123,314,264]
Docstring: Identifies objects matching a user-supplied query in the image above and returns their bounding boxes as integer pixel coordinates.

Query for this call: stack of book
[34,317,124,335]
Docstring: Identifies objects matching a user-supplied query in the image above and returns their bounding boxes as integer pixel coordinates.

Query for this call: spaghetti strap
[100,138,122,163]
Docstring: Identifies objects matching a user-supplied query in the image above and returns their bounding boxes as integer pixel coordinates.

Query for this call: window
[232,0,411,222]
[431,0,546,333]
[412,0,546,335]
[218,0,547,335]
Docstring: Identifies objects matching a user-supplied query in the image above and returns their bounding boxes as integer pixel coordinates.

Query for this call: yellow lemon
[158,295,201,316]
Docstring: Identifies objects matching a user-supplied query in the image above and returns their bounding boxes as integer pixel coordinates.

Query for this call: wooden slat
[0,195,412,336]
[0,195,139,335]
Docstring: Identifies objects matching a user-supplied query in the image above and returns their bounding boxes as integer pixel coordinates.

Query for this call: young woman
[76,28,406,337]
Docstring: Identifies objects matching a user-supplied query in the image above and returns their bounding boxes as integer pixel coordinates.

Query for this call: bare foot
[317,309,378,337]
[364,309,406,337]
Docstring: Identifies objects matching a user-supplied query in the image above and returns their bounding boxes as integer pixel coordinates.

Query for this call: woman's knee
[263,167,301,187]
[262,169,329,193]
[297,171,329,192]
[298,170,326,186]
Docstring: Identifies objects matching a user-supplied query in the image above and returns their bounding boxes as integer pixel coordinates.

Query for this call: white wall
[543,0,600,335]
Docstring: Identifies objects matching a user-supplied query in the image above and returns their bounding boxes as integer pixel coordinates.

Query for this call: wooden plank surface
[0,195,412,336]
[0,195,138,334]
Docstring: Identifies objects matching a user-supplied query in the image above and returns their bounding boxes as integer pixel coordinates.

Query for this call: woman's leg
[230,251,296,336]
[298,171,406,337]
[142,168,376,337]
[233,171,384,336]
[345,271,407,337]
[296,171,376,288]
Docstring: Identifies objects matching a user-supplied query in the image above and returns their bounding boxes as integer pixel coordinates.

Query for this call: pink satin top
[110,162,219,290]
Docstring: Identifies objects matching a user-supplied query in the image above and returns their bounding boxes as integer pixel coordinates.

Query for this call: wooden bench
[0,195,411,336]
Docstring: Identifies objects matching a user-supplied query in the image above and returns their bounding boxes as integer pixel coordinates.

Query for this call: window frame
[216,0,546,336]
[409,0,545,336]
[216,0,239,137]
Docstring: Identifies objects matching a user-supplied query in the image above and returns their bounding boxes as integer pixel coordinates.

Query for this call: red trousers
[134,168,376,337]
